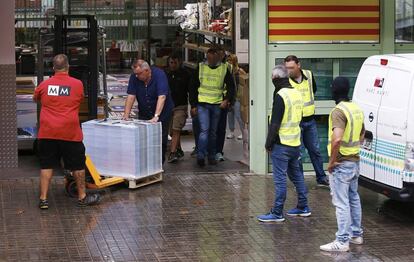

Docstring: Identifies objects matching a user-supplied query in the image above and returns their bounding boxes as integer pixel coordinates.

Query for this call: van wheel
[65,180,78,198]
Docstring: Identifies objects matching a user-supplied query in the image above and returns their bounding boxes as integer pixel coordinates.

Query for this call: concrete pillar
[0,1,17,168]
[249,0,268,174]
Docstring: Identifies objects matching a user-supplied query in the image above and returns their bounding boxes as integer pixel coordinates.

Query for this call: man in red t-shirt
[33,54,100,209]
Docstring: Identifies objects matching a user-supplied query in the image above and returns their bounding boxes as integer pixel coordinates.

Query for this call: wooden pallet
[127,172,163,189]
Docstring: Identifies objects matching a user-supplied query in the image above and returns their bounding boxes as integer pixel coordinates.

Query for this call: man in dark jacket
[165,53,191,163]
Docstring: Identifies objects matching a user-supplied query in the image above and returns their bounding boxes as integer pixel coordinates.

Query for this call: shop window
[274,58,333,100]
[396,0,414,43]
[300,58,334,100]
[339,58,365,98]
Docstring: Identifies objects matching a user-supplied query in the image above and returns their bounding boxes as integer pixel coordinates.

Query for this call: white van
[353,54,414,201]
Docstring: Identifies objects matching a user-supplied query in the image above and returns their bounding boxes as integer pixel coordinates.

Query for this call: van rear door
[352,58,388,181]
[374,60,412,189]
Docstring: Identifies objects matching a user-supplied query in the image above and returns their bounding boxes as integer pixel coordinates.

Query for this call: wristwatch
[154,114,159,118]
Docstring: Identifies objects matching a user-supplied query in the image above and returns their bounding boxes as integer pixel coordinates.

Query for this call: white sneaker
[320,240,349,252]
[215,153,225,161]
[226,132,235,139]
[237,134,243,140]
[350,236,363,245]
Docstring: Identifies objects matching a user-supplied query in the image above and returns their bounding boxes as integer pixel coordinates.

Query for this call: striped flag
[268,0,380,43]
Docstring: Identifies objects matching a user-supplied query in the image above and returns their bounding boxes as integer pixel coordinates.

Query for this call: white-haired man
[123,59,174,164]
[257,65,311,222]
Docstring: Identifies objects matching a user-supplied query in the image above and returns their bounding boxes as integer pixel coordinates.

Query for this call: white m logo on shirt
[48,85,59,96]
[47,85,71,96]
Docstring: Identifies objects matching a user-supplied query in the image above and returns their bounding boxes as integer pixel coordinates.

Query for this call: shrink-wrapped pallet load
[82,119,162,179]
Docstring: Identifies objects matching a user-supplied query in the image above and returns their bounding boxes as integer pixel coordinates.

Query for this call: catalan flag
[268,0,380,43]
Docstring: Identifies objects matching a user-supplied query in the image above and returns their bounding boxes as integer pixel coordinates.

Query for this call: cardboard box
[241,104,249,124]
[239,74,249,107]
[240,85,250,107]
[239,73,249,87]
[80,97,106,121]
[155,56,169,67]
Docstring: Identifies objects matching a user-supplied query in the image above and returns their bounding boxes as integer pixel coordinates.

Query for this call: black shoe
[168,152,179,163]
[177,148,185,159]
[197,158,205,167]
[191,148,198,158]
[39,199,49,210]
[208,158,217,165]
[317,178,330,187]
[78,193,101,207]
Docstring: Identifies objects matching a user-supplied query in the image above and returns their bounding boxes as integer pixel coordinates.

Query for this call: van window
[339,58,365,97]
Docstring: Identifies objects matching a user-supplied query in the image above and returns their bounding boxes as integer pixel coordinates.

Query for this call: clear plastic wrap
[82,119,162,179]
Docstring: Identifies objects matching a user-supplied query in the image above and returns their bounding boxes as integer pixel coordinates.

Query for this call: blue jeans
[270,144,309,215]
[192,115,200,151]
[330,161,363,243]
[216,108,228,155]
[228,101,244,133]
[300,119,327,183]
[197,104,221,160]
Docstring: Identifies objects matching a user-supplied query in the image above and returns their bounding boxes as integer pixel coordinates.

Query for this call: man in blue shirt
[123,59,174,164]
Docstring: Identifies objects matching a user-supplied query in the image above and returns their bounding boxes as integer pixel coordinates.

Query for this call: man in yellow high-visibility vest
[320,77,365,252]
[285,55,329,187]
[257,65,311,223]
[189,48,235,167]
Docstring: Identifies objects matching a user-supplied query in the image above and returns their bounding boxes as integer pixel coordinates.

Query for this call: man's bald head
[53,54,69,72]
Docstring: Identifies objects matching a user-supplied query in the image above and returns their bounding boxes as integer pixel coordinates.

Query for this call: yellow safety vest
[277,88,303,147]
[289,69,315,117]
[198,63,227,104]
[328,102,364,157]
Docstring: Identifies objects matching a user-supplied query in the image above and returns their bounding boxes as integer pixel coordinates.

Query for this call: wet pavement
[1,164,414,261]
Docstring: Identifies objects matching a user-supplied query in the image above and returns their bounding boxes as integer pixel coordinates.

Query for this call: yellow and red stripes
[268,0,380,43]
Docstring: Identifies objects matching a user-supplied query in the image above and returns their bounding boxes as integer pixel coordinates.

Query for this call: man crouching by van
[320,77,365,252]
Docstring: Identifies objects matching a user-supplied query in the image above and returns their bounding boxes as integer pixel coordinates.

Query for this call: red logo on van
[374,78,384,88]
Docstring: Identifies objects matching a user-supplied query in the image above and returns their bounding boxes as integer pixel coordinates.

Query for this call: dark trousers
[192,115,200,151]
[216,108,228,155]
[299,119,327,183]
[161,119,170,164]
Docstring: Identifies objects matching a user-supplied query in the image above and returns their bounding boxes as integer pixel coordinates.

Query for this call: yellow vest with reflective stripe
[328,102,364,157]
[277,88,303,147]
[289,69,315,117]
[198,63,227,104]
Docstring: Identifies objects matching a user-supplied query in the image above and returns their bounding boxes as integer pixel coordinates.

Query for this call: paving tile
[0,173,414,261]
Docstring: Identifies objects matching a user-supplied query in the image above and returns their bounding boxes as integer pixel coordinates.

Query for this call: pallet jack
[64,156,125,198]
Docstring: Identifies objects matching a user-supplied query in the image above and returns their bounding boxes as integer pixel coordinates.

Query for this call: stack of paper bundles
[82,119,162,179]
